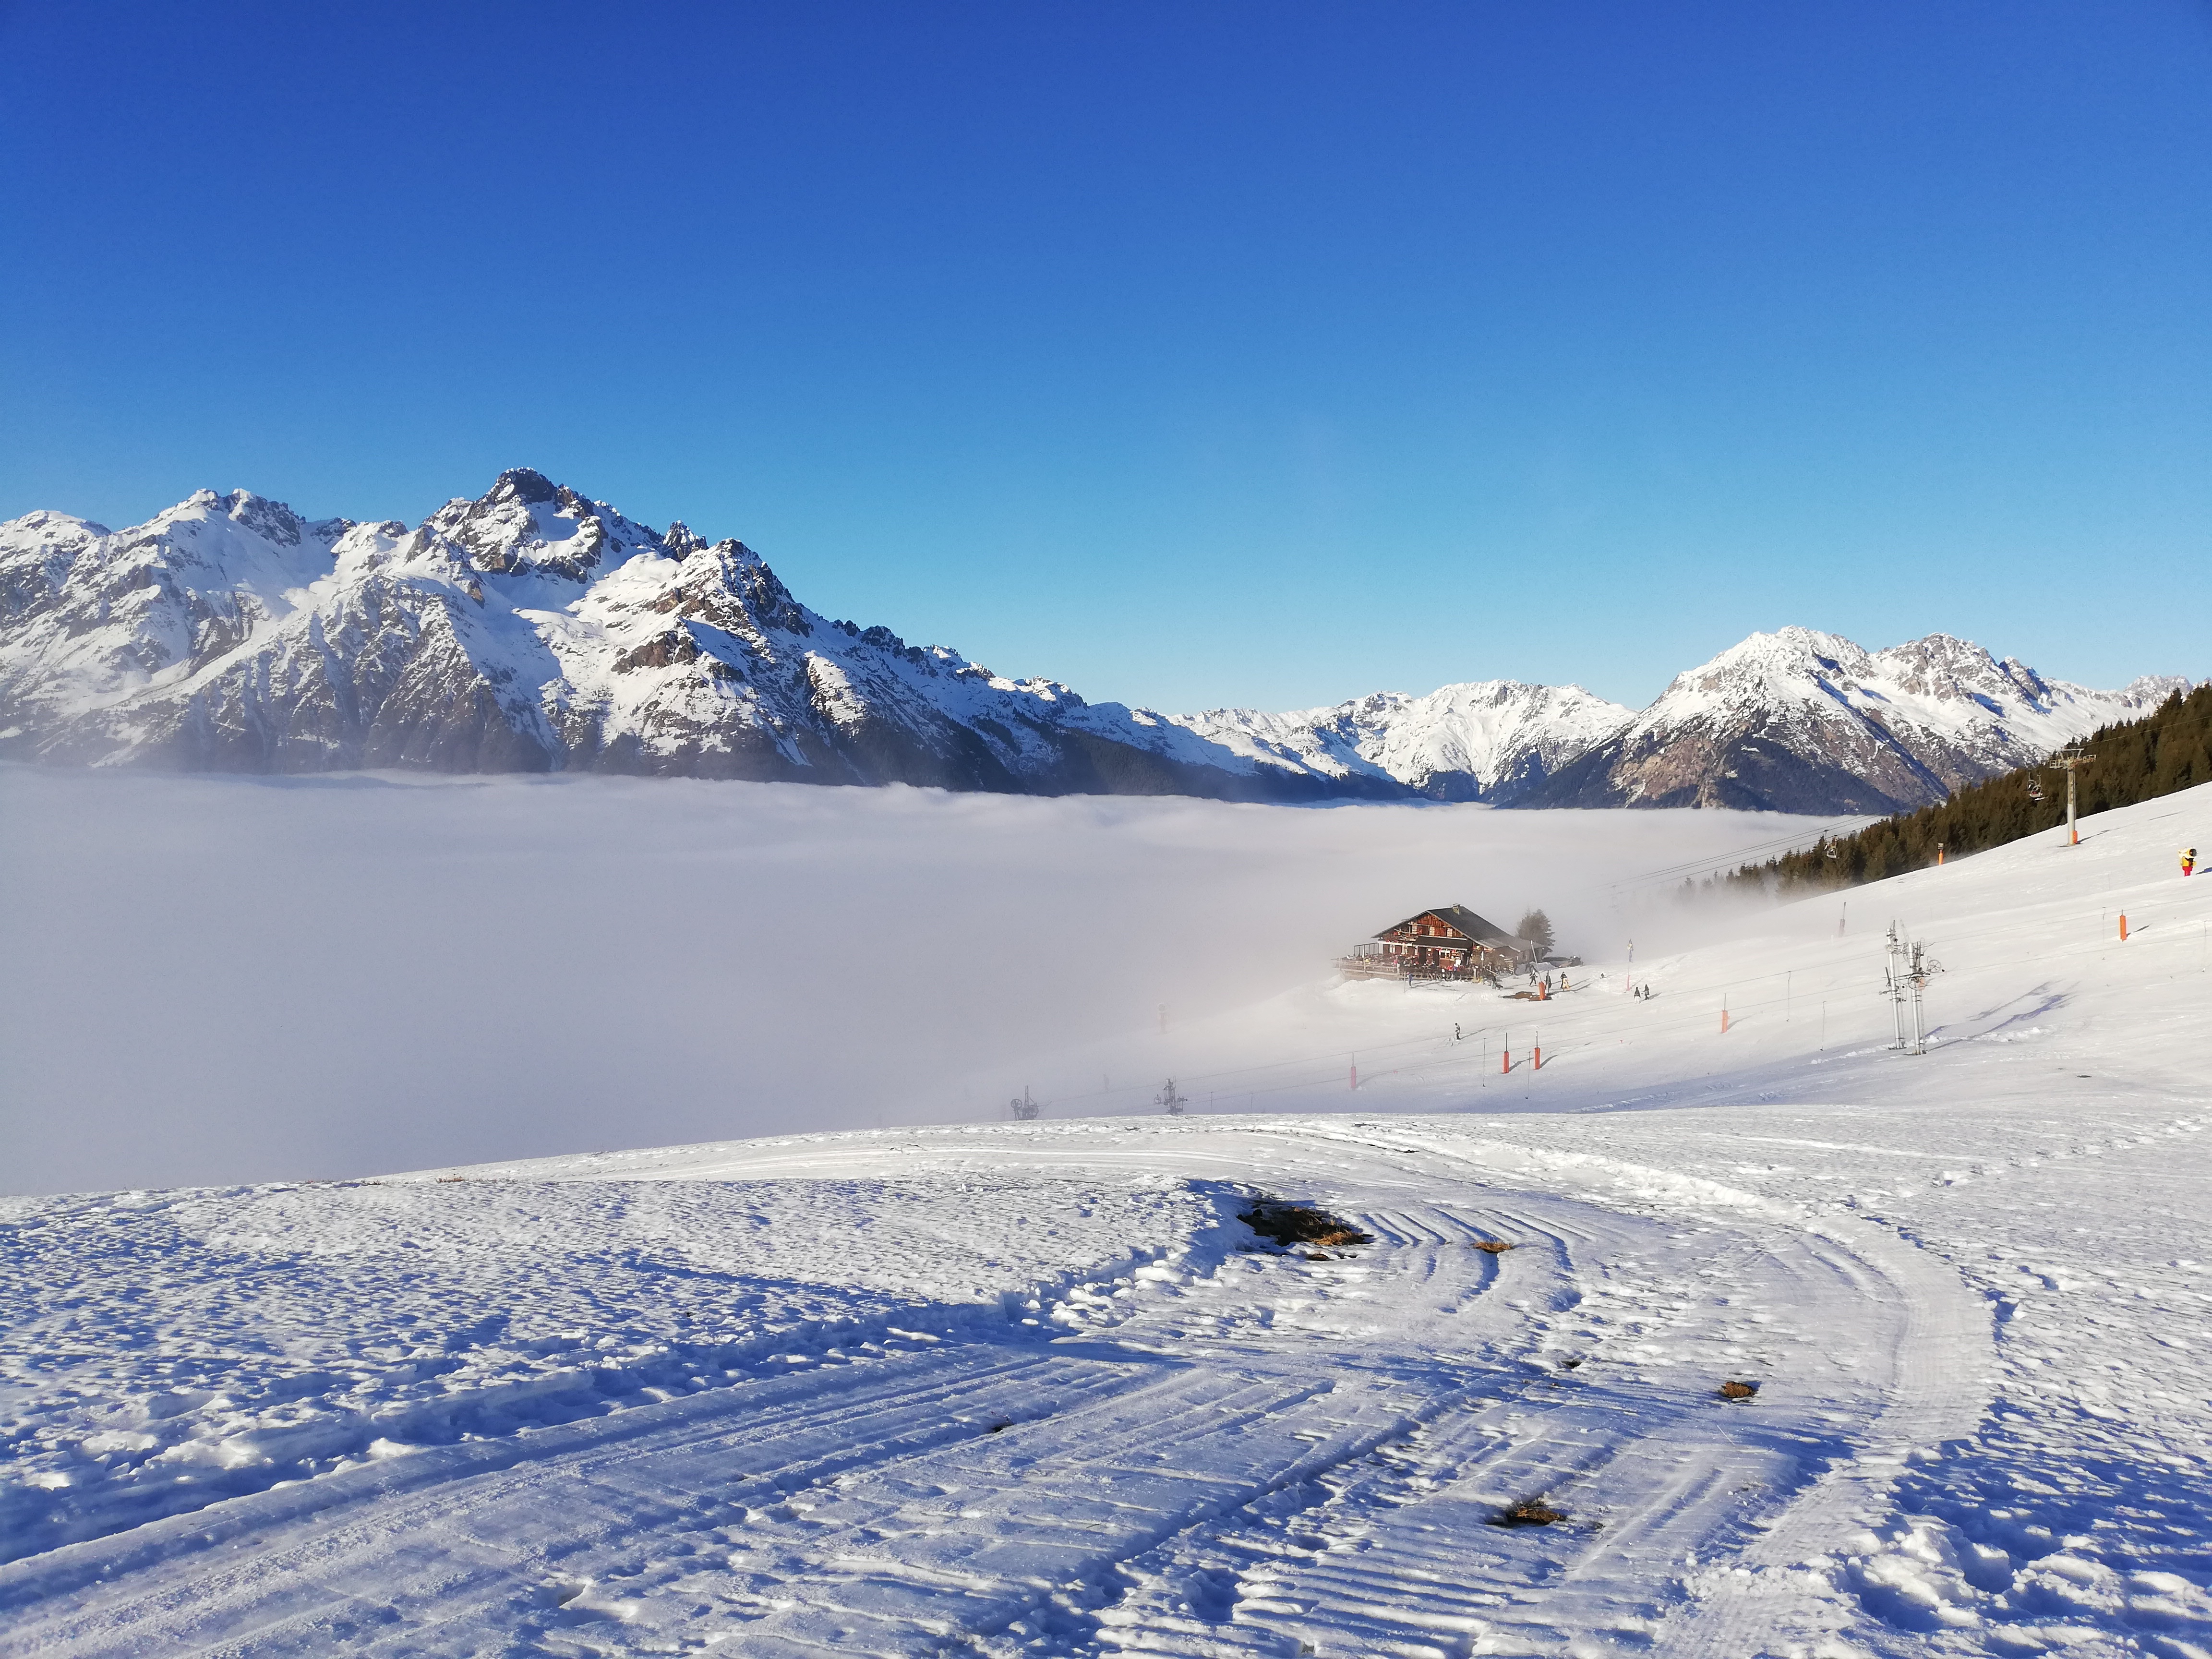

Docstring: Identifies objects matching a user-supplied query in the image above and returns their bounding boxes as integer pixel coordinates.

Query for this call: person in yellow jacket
[2185,847,2198,878]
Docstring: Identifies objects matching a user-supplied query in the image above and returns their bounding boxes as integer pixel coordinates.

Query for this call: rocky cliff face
[1527,626,2187,813]
[0,477,2185,810]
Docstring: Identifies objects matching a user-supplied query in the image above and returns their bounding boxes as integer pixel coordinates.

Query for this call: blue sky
[2,1,2205,711]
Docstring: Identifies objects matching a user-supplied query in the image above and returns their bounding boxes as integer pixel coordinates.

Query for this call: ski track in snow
[0,1148,1967,1659]
[3,785,2210,1656]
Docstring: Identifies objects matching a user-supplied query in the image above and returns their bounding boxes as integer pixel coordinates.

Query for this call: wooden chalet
[1340,905,1531,981]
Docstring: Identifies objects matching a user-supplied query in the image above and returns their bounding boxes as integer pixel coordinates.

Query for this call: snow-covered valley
[2,778,2207,1655]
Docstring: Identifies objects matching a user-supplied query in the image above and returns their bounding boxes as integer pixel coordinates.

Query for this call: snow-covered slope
[1531,625,2188,813]
[1181,679,1633,803]
[5,782,2209,1655]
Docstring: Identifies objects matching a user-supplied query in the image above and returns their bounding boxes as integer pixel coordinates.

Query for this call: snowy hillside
[1531,625,2187,813]
[0,477,2186,809]
[4,782,2208,1655]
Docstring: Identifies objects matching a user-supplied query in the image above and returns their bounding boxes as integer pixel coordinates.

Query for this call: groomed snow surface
[5,785,2211,1656]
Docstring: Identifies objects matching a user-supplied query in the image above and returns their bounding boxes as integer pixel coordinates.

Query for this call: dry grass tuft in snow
[1470,1238,1517,1253]
[1241,1199,1373,1248]
[1718,1379,1761,1400]
[1491,1496,1569,1528]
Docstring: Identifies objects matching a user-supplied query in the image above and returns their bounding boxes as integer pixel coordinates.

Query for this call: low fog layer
[0,767,1834,1194]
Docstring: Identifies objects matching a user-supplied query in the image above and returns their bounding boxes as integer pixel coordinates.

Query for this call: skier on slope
[2185,847,2198,878]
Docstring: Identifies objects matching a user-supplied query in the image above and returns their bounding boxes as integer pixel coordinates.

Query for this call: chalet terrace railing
[1337,944,1493,983]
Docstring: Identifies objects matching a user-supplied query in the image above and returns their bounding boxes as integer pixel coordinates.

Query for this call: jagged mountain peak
[412,470,785,589]
[137,487,349,553]
[1662,625,1865,698]
[1643,626,2062,736]
[485,467,564,506]
[1872,633,2049,706]
[421,469,669,584]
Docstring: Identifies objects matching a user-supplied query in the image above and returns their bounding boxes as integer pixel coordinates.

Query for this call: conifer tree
[1719,685,2210,900]
[1515,908,1555,955]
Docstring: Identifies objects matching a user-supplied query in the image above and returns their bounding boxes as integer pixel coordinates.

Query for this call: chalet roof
[1378,905,1524,948]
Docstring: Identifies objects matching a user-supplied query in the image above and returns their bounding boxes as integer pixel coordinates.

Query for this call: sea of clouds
[0,766,1826,1193]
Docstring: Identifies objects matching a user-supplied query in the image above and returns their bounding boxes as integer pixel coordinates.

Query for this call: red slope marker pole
[1721,997,1730,1035]
[1502,1033,1511,1074]
[2119,913,2128,942]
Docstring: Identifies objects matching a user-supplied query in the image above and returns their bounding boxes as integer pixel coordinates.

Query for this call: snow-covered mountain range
[1178,681,1635,803]
[0,472,2188,811]
[1527,626,2187,813]
[0,472,1366,800]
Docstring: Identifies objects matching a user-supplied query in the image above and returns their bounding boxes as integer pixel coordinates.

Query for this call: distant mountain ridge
[0,471,2189,811]
[1178,682,1635,804]
[1527,626,2186,814]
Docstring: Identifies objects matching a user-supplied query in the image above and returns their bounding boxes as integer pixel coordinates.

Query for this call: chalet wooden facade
[1340,905,1531,981]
